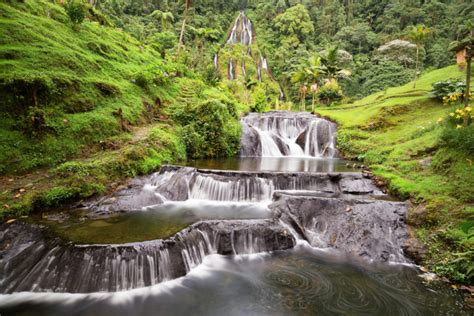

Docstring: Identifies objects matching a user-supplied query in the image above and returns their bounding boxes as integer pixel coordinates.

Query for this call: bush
[250,89,268,112]
[429,79,467,101]
[317,80,343,105]
[64,0,87,25]
[440,125,474,156]
[173,99,240,158]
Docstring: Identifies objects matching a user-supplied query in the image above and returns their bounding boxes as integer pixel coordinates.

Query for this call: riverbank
[317,65,473,285]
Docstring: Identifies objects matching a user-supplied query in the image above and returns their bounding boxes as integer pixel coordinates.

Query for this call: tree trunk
[176,1,189,58]
[465,50,471,108]
[413,46,419,88]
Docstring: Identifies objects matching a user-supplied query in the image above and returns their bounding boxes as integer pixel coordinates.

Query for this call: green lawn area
[317,65,474,284]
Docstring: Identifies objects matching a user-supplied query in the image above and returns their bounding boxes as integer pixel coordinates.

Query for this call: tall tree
[177,0,192,58]
[408,25,431,88]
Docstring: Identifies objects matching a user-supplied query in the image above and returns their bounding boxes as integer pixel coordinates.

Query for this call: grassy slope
[0,0,180,174]
[0,1,250,218]
[317,65,473,283]
[0,1,193,216]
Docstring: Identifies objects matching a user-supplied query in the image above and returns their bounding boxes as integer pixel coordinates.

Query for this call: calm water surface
[184,157,360,173]
[38,201,270,244]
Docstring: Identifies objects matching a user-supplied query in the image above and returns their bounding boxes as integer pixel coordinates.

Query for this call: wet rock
[271,134,290,155]
[402,238,427,263]
[295,129,307,149]
[0,220,294,294]
[407,203,428,227]
[418,272,439,283]
[240,122,261,157]
[271,194,409,263]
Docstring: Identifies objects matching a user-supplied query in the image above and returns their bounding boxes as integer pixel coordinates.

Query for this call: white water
[254,128,284,157]
[242,113,338,158]
[228,58,234,80]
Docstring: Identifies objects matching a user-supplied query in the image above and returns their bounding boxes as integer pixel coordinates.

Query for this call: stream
[0,111,469,315]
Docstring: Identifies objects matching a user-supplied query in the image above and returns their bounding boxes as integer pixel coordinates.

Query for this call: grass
[317,65,474,284]
[0,0,181,174]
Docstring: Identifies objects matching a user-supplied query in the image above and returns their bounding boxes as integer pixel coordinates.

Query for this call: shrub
[440,125,474,156]
[250,89,268,112]
[64,0,87,25]
[317,80,343,105]
[429,79,467,101]
[173,99,240,158]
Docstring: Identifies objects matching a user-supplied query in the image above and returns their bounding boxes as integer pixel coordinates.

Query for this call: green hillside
[0,0,246,217]
[317,65,473,283]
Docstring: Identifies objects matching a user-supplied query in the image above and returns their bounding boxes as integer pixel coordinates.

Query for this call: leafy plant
[317,80,343,105]
[64,0,86,25]
[429,79,467,101]
[250,89,268,113]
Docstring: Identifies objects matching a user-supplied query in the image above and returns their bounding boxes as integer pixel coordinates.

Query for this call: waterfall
[254,127,284,157]
[241,111,338,158]
[261,56,268,70]
[0,220,295,293]
[279,87,285,101]
[227,11,253,46]
[213,54,218,69]
[228,58,234,80]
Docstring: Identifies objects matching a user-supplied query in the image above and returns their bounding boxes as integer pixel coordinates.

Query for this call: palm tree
[291,64,309,111]
[149,10,174,31]
[319,46,345,80]
[408,25,431,88]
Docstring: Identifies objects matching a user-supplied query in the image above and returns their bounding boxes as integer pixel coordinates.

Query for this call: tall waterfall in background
[227,11,253,45]
[240,111,338,158]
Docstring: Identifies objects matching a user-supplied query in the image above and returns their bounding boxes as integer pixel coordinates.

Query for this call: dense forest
[0,0,473,292]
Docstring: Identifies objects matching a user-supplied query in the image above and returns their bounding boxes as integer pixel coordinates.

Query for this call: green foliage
[440,124,474,155]
[317,80,343,105]
[273,4,314,44]
[250,89,268,113]
[38,186,80,208]
[352,60,415,97]
[64,0,86,25]
[175,99,240,159]
[429,79,467,100]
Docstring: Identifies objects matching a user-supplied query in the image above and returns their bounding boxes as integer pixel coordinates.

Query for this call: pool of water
[0,245,468,316]
[184,157,360,173]
[38,201,271,244]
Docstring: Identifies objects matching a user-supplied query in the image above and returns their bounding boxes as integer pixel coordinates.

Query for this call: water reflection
[0,246,467,316]
[186,157,359,173]
[41,201,270,244]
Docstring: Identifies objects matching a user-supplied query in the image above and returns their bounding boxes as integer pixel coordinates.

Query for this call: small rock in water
[346,207,352,212]
[419,272,439,283]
